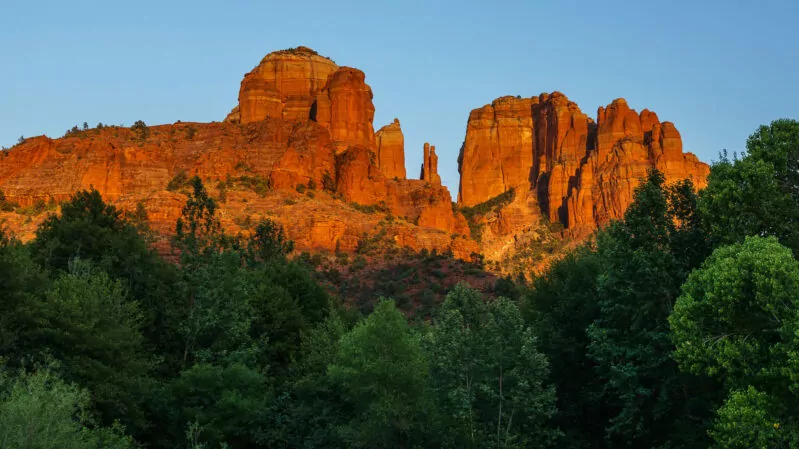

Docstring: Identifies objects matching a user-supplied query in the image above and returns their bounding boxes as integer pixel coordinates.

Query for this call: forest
[1,118,798,449]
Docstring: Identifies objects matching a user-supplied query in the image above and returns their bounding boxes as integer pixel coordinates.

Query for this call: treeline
[0,177,553,448]
[1,119,798,448]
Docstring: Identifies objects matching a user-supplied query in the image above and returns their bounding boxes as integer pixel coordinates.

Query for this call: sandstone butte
[0,47,709,268]
[457,92,709,263]
[0,47,476,259]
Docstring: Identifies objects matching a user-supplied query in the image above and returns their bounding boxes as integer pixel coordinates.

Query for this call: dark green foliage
[149,363,272,449]
[233,174,271,196]
[350,200,388,214]
[0,231,49,363]
[245,219,294,263]
[586,170,715,448]
[131,119,149,140]
[29,189,182,371]
[522,248,607,448]
[167,169,189,191]
[34,261,152,429]
[459,188,515,221]
[175,176,223,256]
[321,171,336,192]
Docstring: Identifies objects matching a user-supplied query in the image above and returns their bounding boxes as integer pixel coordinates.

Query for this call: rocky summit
[0,47,708,271]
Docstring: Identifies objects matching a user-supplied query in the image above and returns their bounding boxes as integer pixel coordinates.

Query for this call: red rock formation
[421,143,441,185]
[312,67,376,151]
[232,47,339,124]
[457,92,590,217]
[0,45,477,260]
[457,96,536,206]
[565,102,708,230]
[335,145,387,205]
[0,119,473,259]
[375,118,406,179]
[458,93,709,234]
[334,143,469,237]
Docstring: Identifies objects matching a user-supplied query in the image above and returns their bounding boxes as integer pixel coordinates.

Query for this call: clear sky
[2,0,797,197]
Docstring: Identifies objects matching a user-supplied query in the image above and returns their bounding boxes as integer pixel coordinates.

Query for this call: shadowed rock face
[458,93,709,233]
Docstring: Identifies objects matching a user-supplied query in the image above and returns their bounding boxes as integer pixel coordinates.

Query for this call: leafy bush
[131,120,149,140]
[167,170,189,191]
[0,189,18,212]
[459,188,515,221]
[321,171,336,192]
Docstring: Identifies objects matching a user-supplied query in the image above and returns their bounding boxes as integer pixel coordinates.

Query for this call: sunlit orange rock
[0,46,482,262]
[458,92,709,236]
[233,47,339,124]
[313,67,376,151]
[421,143,442,185]
[375,118,406,179]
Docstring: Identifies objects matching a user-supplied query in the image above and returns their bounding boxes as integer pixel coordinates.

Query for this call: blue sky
[2,0,797,196]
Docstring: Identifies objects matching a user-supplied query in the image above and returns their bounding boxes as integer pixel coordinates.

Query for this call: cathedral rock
[0,47,474,258]
[458,93,709,237]
[0,47,709,267]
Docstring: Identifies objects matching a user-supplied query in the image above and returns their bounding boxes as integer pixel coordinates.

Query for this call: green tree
[670,236,799,447]
[428,284,557,449]
[587,170,716,448]
[30,189,181,370]
[131,120,149,140]
[708,386,790,449]
[0,368,135,449]
[176,250,258,367]
[671,236,799,387]
[36,261,151,430]
[175,176,224,258]
[149,363,271,449]
[244,219,294,264]
[701,119,799,252]
[271,311,353,448]
[328,299,428,448]
[0,231,49,364]
[521,247,608,448]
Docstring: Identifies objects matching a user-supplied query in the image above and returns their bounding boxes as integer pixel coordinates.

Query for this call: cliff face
[458,93,709,234]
